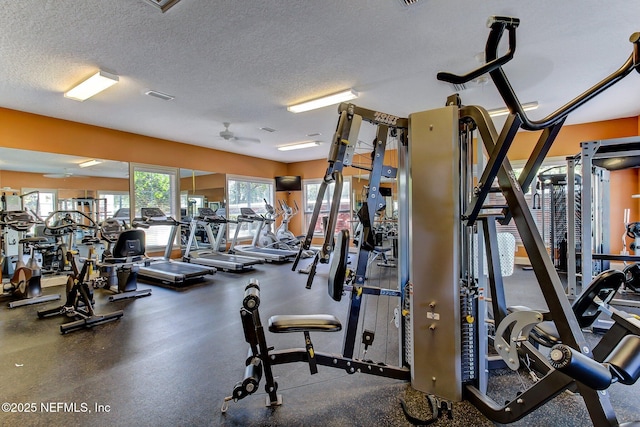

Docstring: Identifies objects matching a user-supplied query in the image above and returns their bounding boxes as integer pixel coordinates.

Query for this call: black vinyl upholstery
[104,229,146,263]
[328,229,349,302]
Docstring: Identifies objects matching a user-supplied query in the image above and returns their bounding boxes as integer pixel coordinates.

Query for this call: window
[226,175,274,241]
[303,178,352,235]
[487,157,574,251]
[130,164,179,248]
[21,189,56,219]
[98,191,130,219]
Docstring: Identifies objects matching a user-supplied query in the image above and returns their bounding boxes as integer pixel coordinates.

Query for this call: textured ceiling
[1,0,639,166]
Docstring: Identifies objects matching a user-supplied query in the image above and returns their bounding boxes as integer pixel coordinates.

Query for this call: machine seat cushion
[328,229,349,302]
[268,314,342,333]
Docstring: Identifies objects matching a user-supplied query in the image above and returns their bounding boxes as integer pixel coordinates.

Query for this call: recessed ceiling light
[260,127,277,133]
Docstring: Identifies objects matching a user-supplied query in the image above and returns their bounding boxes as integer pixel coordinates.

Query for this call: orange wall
[179,173,226,208]
[288,117,640,256]
[179,173,225,195]
[3,106,639,254]
[0,108,287,179]
[284,150,398,238]
[611,168,639,254]
[506,117,638,161]
[504,117,639,258]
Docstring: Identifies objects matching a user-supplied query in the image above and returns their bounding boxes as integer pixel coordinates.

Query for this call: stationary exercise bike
[0,210,61,308]
[37,211,123,334]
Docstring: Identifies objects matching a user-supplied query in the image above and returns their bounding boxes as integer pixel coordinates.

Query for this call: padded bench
[268,314,342,333]
[268,314,342,374]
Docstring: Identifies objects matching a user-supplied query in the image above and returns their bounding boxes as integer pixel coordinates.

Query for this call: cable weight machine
[226,16,640,426]
[424,16,640,425]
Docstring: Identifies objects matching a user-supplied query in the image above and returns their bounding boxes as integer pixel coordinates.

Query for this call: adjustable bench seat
[268,314,342,333]
[267,314,342,375]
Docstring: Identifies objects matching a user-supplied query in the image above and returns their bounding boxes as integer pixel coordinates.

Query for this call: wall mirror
[179,169,226,218]
[0,147,129,222]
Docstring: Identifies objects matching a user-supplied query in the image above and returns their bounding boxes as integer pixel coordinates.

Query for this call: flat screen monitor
[275,175,302,192]
[379,187,392,197]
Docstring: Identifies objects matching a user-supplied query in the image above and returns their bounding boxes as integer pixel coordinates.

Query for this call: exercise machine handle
[436,16,520,85]
[438,17,640,131]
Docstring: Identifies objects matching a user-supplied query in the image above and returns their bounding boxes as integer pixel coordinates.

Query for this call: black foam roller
[605,334,640,385]
[549,344,612,390]
[243,286,260,311]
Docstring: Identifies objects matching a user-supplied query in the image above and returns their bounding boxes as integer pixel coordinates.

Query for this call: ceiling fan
[43,169,87,179]
[219,122,260,144]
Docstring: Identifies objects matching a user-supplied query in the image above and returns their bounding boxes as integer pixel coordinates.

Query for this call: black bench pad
[268,314,342,333]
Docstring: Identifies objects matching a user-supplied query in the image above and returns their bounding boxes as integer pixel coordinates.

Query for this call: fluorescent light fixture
[287,89,358,113]
[277,141,321,151]
[487,101,539,117]
[64,70,119,101]
[79,159,102,168]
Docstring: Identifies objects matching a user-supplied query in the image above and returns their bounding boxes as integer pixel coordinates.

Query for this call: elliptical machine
[1,210,61,308]
[257,199,282,249]
[275,200,303,247]
[263,199,312,258]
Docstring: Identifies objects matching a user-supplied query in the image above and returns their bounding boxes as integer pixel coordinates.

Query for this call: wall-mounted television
[275,175,302,192]
[379,187,392,197]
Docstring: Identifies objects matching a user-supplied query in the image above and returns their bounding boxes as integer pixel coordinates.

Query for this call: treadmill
[228,207,298,263]
[133,208,215,284]
[183,208,262,272]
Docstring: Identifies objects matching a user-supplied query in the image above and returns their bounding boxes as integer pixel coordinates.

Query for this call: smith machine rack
[225,16,640,426]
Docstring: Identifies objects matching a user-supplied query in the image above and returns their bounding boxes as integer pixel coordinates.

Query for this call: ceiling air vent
[145,90,175,101]
[141,0,183,13]
[397,0,424,6]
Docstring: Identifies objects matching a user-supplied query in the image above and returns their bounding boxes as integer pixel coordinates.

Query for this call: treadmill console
[140,207,167,220]
[240,207,258,217]
[197,208,225,223]
[198,207,215,216]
